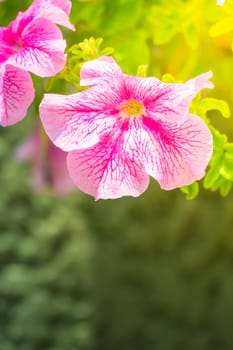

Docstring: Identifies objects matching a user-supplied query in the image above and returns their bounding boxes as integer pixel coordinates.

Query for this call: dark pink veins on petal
[142,116,205,183]
[0,30,23,63]
[0,15,32,63]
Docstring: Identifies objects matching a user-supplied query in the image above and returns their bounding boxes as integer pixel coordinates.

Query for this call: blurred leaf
[146,0,214,48]
[147,4,180,45]
[161,73,180,83]
[203,126,233,196]
[203,153,224,189]
[211,128,228,150]
[221,154,233,180]
[180,182,199,200]
[183,22,199,49]
[59,37,114,86]
[210,18,233,37]
[136,65,148,77]
[102,0,144,34]
[112,30,150,73]
[220,178,232,196]
[200,98,231,118]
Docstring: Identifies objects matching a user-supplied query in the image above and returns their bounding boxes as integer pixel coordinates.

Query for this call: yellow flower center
[119,99,145,119]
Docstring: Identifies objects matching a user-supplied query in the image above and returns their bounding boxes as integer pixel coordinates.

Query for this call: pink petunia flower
[14,125,75,195]
[0,0,73,126]
[40,56,213,200]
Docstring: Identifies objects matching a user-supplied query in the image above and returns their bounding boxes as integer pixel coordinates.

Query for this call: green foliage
[146,0,217,49]
[203,128,233,197]
[180,96,232,199]
[191,94,233,197]
[136,64,149,77]
[2,127,233,349]
[180,181,199,200]
[55,37,114,87]
[0,124,94,350]
[100,0,144,34]
[86,187,233,350]
[210,0,233,38]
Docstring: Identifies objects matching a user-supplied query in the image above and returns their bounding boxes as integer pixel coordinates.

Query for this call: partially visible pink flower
[14,126,75,195]
[0,64,34,126]
[0,0,73,126]
[216,0,224,5]
[40,56,213,200]
[27,0,75,31]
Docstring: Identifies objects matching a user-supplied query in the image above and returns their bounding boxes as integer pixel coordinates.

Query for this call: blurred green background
[1,0,233,349]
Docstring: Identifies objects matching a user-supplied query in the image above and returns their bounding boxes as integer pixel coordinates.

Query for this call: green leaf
[211,127,228,150]
[220,154,233,180]
[224,0,233,15]
[100,47,115,56]
[59,38,114,86]
[200,98,230,118]
[147,5,181,45]
[203,153,224,188]
[183,22,198,49]
[103,0,144,34]
[113,30,150,73]
[220,179,232,196]
[225,143,233,154]
[210,176,224,192]
[136,65,148,77]
[161,73,180,83]
[180,182,199,200]
[210,17,233,37]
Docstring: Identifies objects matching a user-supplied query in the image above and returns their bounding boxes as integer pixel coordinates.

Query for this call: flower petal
[8,17,66,76]
[49,142,74,195]
[0,64,34,126]
[0,13,38,63]
[39,87,123,151]
[80,56,123,87]
[67,131,150,200]
[34,0,72,16]
[141,114,213,189]
[14,126,74,194]
[0,27,15,64]
[124,71,213,121]
[14,129,38,161]
[26,0,74,30]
